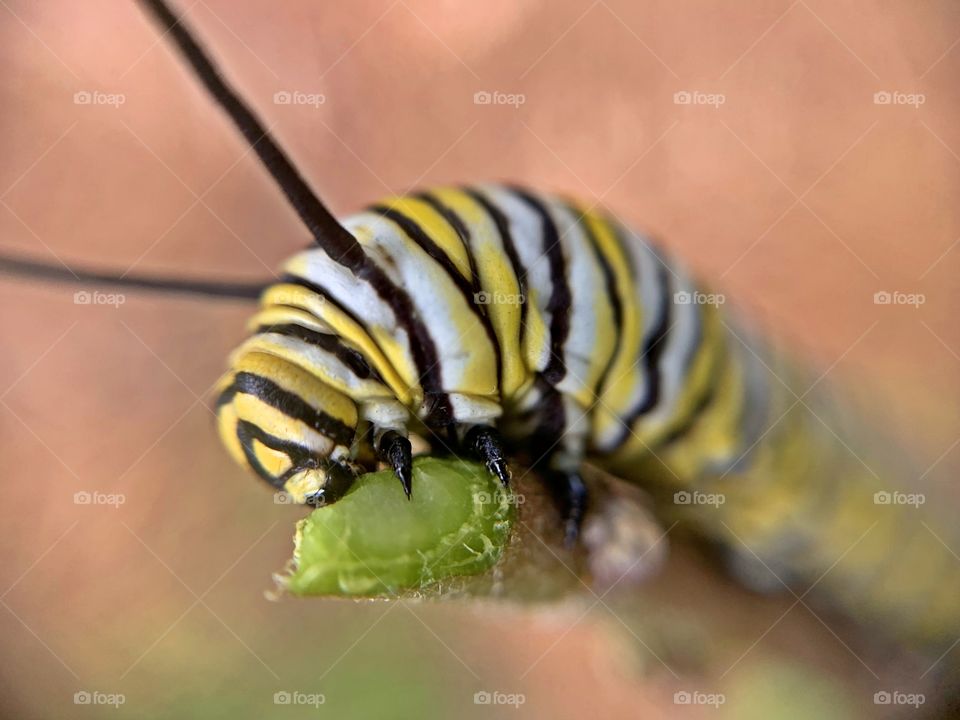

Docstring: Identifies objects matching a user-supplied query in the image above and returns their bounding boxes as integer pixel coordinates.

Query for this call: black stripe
[657,377,717,447]
[414,192,486,309]
[338,259,450,424]
[615,275,706,449]
[633,255,673,415]
[610,257,673,447]
[216,383,237,408]
[414,192,487,320]
[523,377,567,464]
[278,273,366,327]
[462,187,529,348]
[656,321,726,448]
[279,271,448,412]
[233,370,354,446]
[369,203,503,393]
[506,187,570,384]
[0,252,265,300]
[256,322,381,382]
[566,203,623,404]
[414,192,471,244]
[286,261,452,425]
[235,420,313,488]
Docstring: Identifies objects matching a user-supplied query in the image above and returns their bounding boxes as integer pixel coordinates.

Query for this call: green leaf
[282,457,516,597]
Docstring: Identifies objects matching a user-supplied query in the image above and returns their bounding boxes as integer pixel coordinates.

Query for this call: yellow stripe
[251,438,293,477]
[215,375,246,468]
[236,334,393,401]
[366,215,500,396]
[246,305,332,334]
[232,351,358,429]
[578,208,644,440]
[376,196,473,280]
[260,280,415,407]
[430,187,531,398]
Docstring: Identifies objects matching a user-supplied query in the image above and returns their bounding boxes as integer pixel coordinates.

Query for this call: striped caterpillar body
[214,186,713,503]
[212,184,960,652]
[0,0,954,659]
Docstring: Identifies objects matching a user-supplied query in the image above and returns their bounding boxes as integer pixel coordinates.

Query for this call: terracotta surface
[1,2,958,718]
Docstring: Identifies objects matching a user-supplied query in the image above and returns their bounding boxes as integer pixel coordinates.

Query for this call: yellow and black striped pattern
[214,184,960,651]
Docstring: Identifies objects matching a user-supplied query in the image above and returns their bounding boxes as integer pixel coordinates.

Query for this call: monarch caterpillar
[1,0,957,659]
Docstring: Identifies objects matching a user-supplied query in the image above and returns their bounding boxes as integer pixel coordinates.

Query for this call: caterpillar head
[216,351,358,505]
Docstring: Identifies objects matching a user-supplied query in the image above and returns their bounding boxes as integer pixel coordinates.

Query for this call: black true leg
[377,430,413,499]
[547,469,589,548]
[464,426,512,487]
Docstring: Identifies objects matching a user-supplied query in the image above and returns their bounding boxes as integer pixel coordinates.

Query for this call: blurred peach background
[1,1,958,718]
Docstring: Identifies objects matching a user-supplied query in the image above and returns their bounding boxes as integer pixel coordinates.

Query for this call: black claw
[547,470,588,549]
[378,430,413,499]
[465,426,512,487]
